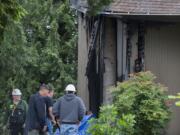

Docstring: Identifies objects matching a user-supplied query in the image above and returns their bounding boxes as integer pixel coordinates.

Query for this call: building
[71,0,180,134]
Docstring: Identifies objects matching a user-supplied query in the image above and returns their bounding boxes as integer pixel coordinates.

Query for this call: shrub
[88,72,171,135]
[112,72,171,135]
[88,105,136,135]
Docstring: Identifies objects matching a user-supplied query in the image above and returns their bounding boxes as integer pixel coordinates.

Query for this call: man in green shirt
[8,89,28,135]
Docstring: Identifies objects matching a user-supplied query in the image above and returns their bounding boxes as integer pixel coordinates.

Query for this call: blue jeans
[46,118,53,135]
[60,124,78,135]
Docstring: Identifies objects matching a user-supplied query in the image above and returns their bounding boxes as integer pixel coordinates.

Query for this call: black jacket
[26,92,46,131]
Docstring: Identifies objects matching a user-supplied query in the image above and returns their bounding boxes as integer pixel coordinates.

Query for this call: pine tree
[0,0,77,132]
[0,0,26,41]
[87,0,112,15]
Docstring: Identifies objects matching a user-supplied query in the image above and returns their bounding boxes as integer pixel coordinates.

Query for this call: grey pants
[28,130,48,135]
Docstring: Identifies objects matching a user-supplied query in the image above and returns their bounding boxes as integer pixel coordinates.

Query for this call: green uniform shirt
[8,100,28,127]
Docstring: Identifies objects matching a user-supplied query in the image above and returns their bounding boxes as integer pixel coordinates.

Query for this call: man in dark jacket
[53,84,86,135]
[26,84,49,135]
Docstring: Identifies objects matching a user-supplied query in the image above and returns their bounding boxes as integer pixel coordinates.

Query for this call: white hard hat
[12,89,22,96]
[65,84,76,92]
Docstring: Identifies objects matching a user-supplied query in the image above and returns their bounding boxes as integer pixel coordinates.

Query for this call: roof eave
[102,10,180,16]
[71,6,180,16]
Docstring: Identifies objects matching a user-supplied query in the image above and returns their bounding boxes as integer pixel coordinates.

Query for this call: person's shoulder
[28,94,38,105]
[21,100,28,109]
[55,96,64,103]
[43,96,50,101]
[44,96,53,104]
[33,93,44,102]
[16,100,26,109]
[58,96,64,101]
[21,99,27,105]
[75,96,83,102]
[75,95,82,99]
[31,93,38,99]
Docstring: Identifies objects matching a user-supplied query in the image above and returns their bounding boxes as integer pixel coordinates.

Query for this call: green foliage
[88,105,136,135]
[168,93,180,106]
[112,72,171,135]
[87,0,112,15]
[88,72,171,135]
[0,0,77,133]
[0,0,26,41]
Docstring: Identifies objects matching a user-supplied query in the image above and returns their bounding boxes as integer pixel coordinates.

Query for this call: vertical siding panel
[77,14,89,108]
[103,18,116,104]
[145,23,180,135]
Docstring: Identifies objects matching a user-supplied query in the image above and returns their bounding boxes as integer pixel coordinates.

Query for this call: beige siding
[77,14,89,108]
[103,18,117,104]
[145,23,180,135]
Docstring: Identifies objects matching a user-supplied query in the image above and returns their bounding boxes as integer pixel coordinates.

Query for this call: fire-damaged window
[135,23,145,73]
[117,20,145,81]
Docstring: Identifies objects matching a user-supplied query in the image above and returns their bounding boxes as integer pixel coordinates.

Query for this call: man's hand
[52,120,56,126]
[22,124,26,128]
[42,125,47,132]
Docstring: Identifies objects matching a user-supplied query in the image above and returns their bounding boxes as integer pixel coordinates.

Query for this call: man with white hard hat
[8,89,28,135]
[53,84,86,135]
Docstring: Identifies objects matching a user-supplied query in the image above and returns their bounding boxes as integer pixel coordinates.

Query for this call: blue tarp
[54,128,60,135]
[78,114,95,135]
[54,114,95,135]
